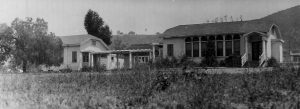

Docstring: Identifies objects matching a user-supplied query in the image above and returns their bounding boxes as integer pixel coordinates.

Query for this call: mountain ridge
[260,5,300,50]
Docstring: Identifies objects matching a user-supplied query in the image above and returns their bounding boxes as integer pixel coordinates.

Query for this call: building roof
[127,44,153,50]
[111,34,162,46]
[59,34,101,46]
[162,20,276,38]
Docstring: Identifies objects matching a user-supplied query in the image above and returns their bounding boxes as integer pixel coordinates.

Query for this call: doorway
[251,41,262,61]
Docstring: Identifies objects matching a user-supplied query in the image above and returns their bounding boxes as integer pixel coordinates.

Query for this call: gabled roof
[59,34,102,46]
[162,20,276,38]
[111,34,162,46]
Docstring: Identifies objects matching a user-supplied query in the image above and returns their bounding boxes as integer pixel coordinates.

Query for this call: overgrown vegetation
[1,67,300,108]
[0,17,63,72]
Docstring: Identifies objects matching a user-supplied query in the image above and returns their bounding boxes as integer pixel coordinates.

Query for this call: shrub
[152,57,177,69]
[93,64,106,72]
[201,40,218,67]
[224,54,241,67]
[267,57,279,67]
[60,66,72,73]
[81,66,93,72]
[219,60,226,67]
[178,55,200,67]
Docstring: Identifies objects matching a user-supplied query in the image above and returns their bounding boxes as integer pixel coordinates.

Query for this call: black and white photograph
[0,0,300,108]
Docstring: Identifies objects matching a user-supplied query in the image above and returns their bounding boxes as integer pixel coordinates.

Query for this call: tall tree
[4,17,63,72]
[0,24,14,65]
[84,9,112,45]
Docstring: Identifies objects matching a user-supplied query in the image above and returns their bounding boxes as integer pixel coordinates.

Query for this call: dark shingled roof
[162,20,276,38]
[111,35,162,45]
[59,34,100,46]
[127,44,152,50]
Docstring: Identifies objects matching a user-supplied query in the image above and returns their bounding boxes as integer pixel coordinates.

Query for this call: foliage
[224,54,241,67]
[267,57,279,67]
[128,31,135,35]
[177,55,199,67]
[4,67,300,108]
[201,40,218,67]
[84,9,112,45]
[2,17,63,72]
[59,67,72,73]
[152,57,177,68]
[0,24,14,65]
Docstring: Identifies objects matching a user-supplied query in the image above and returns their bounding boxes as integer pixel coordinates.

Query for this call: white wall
[271,40,283,63]
[62,46,81,70]
[80,39,108,52]
[163,38,185,58]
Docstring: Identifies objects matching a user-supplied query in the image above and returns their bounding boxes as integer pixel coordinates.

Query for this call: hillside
[260,5,300,50]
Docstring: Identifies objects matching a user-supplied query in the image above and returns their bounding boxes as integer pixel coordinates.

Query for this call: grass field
[1,67,300,109]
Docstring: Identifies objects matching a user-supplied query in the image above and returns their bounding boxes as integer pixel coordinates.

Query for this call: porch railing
[259,52,266,67]
[241,53,248,67]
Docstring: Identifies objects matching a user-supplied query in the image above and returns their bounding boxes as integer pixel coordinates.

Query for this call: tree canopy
[0,17,63,72]
[84,9,112,45]
[0,24,14,65]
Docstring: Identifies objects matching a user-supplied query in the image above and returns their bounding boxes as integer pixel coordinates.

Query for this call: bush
[178,55,200,67]
[152,56,177,68]
[81,66,93,72]
[59,67,72,73]
[224,54,241,67]
[267,57,279,67]
[201,40,218,67]
[93,64,106,72]
[201,56,218,67]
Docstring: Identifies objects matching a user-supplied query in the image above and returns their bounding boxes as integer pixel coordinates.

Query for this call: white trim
[80,38,110,50]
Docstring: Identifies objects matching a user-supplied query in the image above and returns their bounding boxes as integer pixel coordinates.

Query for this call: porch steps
[259,60,267,67]
[243,61,259,67]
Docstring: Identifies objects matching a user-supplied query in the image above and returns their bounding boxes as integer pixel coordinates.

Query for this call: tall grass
[1,67,300,108]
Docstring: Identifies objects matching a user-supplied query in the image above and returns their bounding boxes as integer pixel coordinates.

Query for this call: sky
[0,0,299,36]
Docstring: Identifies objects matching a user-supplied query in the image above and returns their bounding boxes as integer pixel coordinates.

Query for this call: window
[293,56,300,62]
[233,34,240,55]
[185,38,192,57]
[82,52,89,62]
[167,44,174,57]
[216,35,223,56]
[72,51,77,63]
[225,35,233,56]
[201,36,208,57]
[136,56,149,63]
[193,37,199,57]
[92,40,96,46]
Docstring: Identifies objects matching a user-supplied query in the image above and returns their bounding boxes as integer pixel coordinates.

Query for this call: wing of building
[162,19,284,67]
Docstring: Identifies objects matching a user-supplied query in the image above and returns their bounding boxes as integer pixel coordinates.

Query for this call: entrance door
[252,41,262,61]
[93,54,101,68]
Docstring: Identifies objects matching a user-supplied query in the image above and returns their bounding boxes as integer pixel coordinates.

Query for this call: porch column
[232,34,234,54]
[223,35,226,56]
[245,36,248,54]
[116,53,119,69]
[152,45,155,62]
[199,36,201,57]
[78,52,82,71]
[90,53,93,67]
[262,40,266,56]
[214,35,217,56]
[129,51,132,69]
[149,51,152,63]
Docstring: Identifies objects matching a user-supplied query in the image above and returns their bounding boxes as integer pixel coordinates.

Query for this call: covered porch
[241,32,283,67]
